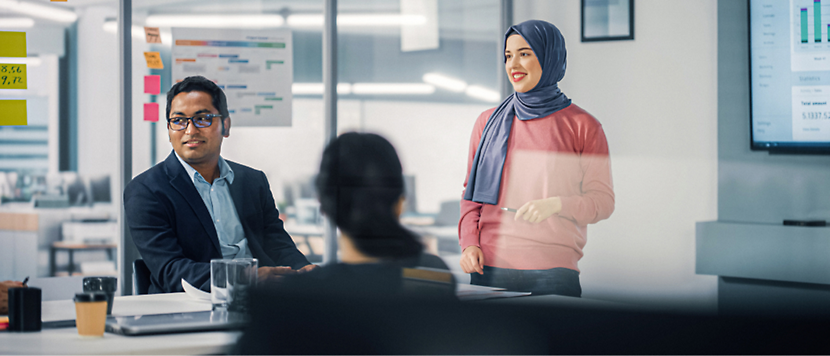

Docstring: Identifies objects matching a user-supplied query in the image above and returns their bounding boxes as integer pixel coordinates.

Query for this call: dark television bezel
[748,0,830,155]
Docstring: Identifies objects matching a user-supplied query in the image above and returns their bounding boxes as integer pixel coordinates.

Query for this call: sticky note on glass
[144,75,160,95]
[144,27,161,43]
[0,100,27,126]
[143,51,163,69]
[0,64,26,89]
[143,102,159,122]
[0,32,26,58]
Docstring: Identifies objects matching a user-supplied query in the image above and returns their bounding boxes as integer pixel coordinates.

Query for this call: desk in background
[49,242,117,276]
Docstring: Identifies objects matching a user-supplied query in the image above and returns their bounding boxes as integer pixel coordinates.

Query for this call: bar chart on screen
[789,0,830,71]
[792,0,830,52]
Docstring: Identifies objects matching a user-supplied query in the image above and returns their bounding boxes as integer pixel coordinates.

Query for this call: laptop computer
[105,310,247,336]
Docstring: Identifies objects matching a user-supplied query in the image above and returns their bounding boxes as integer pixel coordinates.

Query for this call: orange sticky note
[0,64,27,89]
[144,103,159,122]
[144,27,161,43]
[0,32,26,58]
[143,51,164,69]
[144,75,160,95]
[0,100,27,126]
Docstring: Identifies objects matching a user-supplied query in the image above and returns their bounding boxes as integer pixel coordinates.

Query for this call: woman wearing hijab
[458,20,615,297]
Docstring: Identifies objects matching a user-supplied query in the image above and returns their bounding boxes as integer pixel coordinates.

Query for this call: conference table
[0,293,240,355]
[0,287,634,355]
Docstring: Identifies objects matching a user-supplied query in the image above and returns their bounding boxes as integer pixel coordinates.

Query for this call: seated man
[124,76,314,294]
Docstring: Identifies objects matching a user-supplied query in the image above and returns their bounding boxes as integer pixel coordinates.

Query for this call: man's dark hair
[165,75,230,120]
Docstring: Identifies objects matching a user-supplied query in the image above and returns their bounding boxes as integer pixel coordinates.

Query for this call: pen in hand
[500,207,517,213]
[22,276,28,286]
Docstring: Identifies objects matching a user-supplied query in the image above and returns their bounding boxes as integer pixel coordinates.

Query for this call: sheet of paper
[455,283,531,302]
[0,32,26,57]
[143,51,164,69]
[457,290,532,302]
[0,64,26,89]
[171,28,293,127]
[144,75,160,94]
[0,100,27,126]
[144,27,161,43]
[182,279,211,301]
[143,102,159,122]
[456,283,505,292]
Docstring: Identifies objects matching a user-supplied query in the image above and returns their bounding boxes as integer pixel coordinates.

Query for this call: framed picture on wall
[581,0,634,42]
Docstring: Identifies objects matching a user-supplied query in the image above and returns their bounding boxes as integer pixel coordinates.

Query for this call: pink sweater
[458,104,615,271]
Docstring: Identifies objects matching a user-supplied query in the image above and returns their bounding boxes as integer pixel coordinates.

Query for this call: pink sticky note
[144,75,161,95]
[143,102,159,122]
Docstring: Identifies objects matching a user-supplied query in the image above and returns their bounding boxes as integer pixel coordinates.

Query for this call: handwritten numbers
[0,64,26,89]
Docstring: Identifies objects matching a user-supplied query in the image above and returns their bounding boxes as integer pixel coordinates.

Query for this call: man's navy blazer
[124,151,310,294]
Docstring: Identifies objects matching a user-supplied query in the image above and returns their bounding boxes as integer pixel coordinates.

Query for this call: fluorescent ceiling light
[292,83,352,95]
[0,0,77,23]
[287,14,426,27]
[0,17,34,28]
[351,83,435,95]
[0,57,41,67]
[146,14,284,28]
[465,85,501,102]
[422,73,467,92]
[102,20,151,41]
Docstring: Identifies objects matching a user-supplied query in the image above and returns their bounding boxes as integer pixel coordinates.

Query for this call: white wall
[514,0,719,313]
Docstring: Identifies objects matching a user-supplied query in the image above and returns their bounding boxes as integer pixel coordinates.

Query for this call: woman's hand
[460,246,485,275]
[514,197,562,223]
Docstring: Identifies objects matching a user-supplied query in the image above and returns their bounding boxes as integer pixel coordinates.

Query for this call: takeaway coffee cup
[83,276,117,315]
[74,292,108,337]
[8,287,41,332]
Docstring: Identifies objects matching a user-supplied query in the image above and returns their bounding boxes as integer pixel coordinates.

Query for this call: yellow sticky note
[0,100,27,126]
[0,32,26,58]
[0,64,26,89]
[143,51,164,69]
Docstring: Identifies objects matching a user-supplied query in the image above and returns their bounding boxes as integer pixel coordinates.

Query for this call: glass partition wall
[129,0,327,279]
[0,0,504,292]
[334,0,502,267]
[0,1,120,288]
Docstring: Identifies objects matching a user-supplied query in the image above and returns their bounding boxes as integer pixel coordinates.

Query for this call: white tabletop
[0,293,241,355]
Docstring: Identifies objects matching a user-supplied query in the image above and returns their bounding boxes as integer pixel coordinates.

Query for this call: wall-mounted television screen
[750,0,830,153]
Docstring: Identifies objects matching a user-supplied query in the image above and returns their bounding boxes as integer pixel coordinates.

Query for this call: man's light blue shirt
[175,152,252,259]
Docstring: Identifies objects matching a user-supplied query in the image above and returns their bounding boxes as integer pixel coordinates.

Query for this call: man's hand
[460,246,485,275]
[0,280,25,315]
[296,264,318,273]
[514,197,562,224]
[257,266,295,283]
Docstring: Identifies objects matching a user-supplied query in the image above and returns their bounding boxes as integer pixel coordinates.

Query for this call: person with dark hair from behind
[236,133,554,355]
[124,75,315,294]
[269,132,455,297]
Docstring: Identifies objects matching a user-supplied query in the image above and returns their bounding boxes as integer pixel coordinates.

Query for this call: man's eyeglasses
[167,114,223,131]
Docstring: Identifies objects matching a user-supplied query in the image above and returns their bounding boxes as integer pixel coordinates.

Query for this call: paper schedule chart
[172,28,293,127]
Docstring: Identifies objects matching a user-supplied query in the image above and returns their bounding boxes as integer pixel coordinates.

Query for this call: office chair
[132,259,151,295]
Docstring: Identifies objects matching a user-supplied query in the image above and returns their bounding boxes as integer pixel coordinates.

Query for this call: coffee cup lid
[74,292,108,302]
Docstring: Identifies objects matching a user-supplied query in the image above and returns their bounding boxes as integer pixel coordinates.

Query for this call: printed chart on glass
[171,28,293,127]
